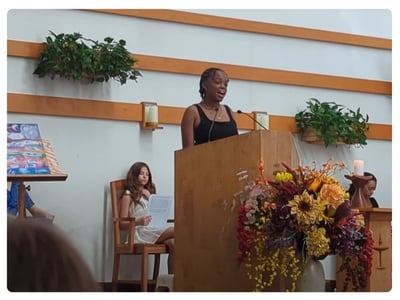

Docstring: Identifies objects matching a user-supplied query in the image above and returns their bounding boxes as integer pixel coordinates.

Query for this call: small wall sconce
[252,111,269,130]
[141,102,163,131]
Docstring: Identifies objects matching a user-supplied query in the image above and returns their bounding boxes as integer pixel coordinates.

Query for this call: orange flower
[354,213,366,229]
[307,178,322,192]
[319,183,346,208]
[264,201,276,210]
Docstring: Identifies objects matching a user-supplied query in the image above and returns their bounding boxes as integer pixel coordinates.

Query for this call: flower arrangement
[236,160,373,292]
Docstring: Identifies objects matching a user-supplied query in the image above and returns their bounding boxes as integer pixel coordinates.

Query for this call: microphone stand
[237,110,268,130]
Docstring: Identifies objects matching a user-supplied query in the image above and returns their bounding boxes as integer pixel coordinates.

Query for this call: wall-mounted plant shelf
[33,31,142,85]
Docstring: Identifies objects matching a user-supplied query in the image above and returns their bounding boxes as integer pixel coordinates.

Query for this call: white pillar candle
[353,160,364,175]
[145,105,158,125]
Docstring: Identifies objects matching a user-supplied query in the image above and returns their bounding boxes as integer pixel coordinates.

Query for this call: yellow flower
[288,190,320,228]
[316,196,334,223]
[274,171,293,182]
[306,225,330,257]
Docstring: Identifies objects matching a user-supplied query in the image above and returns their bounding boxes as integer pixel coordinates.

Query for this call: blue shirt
[7,181,35,216]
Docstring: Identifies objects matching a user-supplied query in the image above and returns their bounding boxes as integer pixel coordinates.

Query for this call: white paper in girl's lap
[146,195,173,227]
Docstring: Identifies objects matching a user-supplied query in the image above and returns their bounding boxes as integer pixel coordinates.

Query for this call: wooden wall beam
[7,40,392,95]
[7,93,391,141]
[7,93,141,122]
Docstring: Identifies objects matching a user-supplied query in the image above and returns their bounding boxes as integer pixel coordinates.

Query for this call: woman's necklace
[201,101,223,120]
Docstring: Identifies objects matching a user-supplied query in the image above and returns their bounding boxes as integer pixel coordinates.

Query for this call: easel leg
[18,182,26,218]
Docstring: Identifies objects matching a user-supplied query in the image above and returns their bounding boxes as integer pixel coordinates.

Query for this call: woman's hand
[138,215,152,226]
[142,189,151,199]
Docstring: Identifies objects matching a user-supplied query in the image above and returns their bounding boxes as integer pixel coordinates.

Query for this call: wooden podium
[336,208,392,292]
[174,130,299,291]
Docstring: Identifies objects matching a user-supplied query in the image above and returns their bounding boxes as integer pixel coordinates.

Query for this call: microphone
[237,110,268,130]
[207,107,219,142]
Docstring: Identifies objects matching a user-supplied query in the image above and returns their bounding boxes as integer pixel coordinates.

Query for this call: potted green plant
[295,98,369,147]
[33,31,142,85]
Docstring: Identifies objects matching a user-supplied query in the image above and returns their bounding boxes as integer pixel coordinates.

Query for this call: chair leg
[153,254,161,280]
[112,254,120,292]
[141,252,148,292]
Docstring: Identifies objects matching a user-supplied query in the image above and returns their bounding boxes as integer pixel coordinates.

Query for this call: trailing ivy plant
[33,31,142,85]
[295,98,369,147]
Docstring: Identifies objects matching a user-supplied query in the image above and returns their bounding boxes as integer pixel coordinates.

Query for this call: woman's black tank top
[194,104,238,145]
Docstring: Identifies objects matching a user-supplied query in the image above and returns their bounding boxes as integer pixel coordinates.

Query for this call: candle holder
[141,102,163,131]
[252,111,269,130]
[344,174,373,208]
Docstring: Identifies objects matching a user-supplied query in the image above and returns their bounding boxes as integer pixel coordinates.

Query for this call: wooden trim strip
[7,93,391,141]
[89,9,392,50]
[7,40,392,95]
[8,40,43,59]
[366,123,392,141]
[6,93,141,122]
[134,53,391,95]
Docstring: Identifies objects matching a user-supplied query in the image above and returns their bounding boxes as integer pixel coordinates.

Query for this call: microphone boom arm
[237,110,268,130]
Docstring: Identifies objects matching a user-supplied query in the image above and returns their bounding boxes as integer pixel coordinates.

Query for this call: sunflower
[288,190,320,228]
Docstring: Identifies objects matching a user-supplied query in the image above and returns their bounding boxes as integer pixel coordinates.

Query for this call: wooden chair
[110,179,169,292]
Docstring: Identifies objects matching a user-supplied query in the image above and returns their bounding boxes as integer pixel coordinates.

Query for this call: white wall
[6,9,391,283]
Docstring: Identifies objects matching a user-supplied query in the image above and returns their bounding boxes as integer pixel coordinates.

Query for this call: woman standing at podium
[181,67,238,149]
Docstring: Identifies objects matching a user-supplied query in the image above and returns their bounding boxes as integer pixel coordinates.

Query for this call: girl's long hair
[124,161,156,206]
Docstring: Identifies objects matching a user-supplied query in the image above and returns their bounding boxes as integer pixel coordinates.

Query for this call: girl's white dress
[128,196,168,243]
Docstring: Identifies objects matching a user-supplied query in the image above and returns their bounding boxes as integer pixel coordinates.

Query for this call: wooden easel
[7,139,67,218]
[7,174,68,218]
